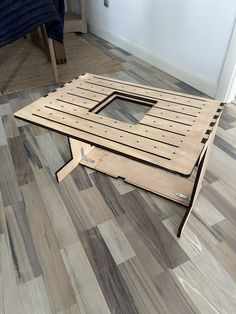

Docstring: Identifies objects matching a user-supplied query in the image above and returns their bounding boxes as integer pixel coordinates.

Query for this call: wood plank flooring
[0,32,236,313]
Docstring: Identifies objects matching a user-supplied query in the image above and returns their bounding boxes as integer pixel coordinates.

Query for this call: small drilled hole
[62,117,65,119]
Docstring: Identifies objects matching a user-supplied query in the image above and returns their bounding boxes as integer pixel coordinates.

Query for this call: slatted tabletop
[14,73,223,176]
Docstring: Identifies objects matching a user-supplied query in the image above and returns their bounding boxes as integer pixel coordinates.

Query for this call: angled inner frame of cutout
[91,92,157,124]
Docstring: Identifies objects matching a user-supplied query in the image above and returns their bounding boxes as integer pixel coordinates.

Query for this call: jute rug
[0,33,122,94]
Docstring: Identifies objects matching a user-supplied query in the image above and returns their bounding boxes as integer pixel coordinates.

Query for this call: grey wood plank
[117,213,164,278]
[210,241,236,284]
[118,190,189,269]
[0,117,7,146]
[90,172,126,216]
[36,133,65,176]
[0,233,24,314]
[61,241,111,314]
[173,251,236,314]
[4,202,42,282]
[19,276,52,314]
[2,114,19,138]
[7,136,34,186]
[32,168,79,249]
[80,227,138,314]
[118,258,169,313]
[0,146,22,207]
[163,214,219,258]
[98,218,136,264]
[153,270,199,314]
[20,182,76,313]
[19,125,44,170]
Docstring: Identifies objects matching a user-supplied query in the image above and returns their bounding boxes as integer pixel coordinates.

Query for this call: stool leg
[56,138,94,182]
[177,112,222,237]
[177,149,207,237]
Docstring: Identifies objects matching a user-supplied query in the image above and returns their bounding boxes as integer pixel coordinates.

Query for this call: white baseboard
[88,23,217,98]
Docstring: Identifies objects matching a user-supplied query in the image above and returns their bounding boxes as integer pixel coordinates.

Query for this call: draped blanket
[0,0,65,47]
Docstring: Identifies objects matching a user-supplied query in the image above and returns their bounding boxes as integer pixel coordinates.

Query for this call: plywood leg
[177,149,208,237]
[56,138,94,182]
[177,114,221,237]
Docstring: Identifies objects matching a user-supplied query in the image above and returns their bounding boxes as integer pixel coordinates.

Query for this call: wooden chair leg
[48,38,59,83]
[56,138,94,182]
[53,40,66,65]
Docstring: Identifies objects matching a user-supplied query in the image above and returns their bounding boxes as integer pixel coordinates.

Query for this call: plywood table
[14,73,223,237]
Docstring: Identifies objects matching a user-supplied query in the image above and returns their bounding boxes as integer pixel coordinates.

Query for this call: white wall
[87,0,236,98]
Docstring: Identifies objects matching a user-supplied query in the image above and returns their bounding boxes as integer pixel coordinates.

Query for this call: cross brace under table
[14,73,224,237]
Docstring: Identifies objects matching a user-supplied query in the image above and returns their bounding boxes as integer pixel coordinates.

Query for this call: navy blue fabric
[0,0,65,47]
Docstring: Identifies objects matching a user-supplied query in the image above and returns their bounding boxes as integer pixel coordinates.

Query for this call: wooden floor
[0,33,236,314]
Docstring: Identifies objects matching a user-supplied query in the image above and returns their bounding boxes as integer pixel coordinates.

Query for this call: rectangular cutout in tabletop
[93,93,156,125]
[14,73,222,176]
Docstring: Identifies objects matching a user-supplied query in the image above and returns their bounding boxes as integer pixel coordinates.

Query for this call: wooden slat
[45,101,184,147]
[83,74,219,108]
[16,106,175,158]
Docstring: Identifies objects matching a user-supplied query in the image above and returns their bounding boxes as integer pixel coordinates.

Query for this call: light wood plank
[20,182,76,313]
[98,219,136,264]
[19,276,52,314]
[0,233,23,314]
[32,168,78,248]
[173,251,236,314]
[60,241,111,314]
